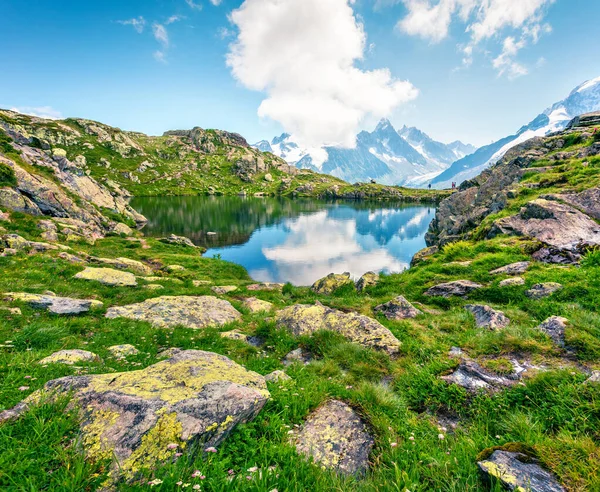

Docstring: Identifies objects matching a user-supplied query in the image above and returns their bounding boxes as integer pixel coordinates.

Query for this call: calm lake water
[132,196,435,286]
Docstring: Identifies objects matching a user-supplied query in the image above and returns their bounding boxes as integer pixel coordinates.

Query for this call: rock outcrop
[276,304,401,355]
[0,350,269,482]
[294,400,373,475]
[105,296,242,329]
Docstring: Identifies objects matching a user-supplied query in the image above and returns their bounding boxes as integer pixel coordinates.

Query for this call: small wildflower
[270,489,279,492]
[247,466,258,473]
[18,386,29,391]
[227,469,235,476]
[345,385,353,389]
[175,452,183,457]
[204,446,217,453]
[24,375,32,379]
[438,434,445,440]
[191,470,203,478]
[176,482,183,486]
[167,443,178,450]
[409,436,415,441]
[148,478,163,487]
[496,435,501,439]
[390,442,398,447]
[192,486,201,491]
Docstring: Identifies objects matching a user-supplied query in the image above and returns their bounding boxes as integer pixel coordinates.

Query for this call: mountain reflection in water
[132,196,435,286]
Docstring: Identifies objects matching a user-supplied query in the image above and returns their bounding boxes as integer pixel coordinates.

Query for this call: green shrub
[0,162,17,187]
[581,249,600,268]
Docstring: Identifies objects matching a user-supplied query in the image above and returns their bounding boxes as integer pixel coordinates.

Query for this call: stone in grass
[355,272,379,292]
[74,267,137,287]
[465,305,510,330]
[166,265,186,273]
[39,349,101,365]
[499,277,525,287]
[294,400,374,476]
[144,284,164,291]
[88,256,152,276]
[478,449,565,492]
[490,261,531,276]
[192,280,212,287]
[282,348,313,366]
[105,296,242,329]
[425,280,483,298]
[374,296,421,320]
[526,283,563,300]
[243,297,273,313]
[4,293,103,315]
[586,371,600,384]
[159,234,196,248]
[107,344,139,358]
[311,272,355,295]
[537,316,569,347]
[442,359,516,393]
[247,282,284,292]
[0,350,269,484]
[276,303,401,355]
[264,370,291,383]
[211,286,238,295]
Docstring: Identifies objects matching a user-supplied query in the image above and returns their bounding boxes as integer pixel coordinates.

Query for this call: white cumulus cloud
[117,16,146,34]
[397,0,555,77]
[10,106,63,120]
[226,0,418,149]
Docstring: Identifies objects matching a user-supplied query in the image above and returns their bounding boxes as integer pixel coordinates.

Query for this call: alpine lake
[132,196,435,286]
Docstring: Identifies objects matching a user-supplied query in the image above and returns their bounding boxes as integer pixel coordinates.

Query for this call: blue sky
[2,0,600,147]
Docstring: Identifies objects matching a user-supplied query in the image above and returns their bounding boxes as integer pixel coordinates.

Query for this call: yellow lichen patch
[81,409,120,462]
[120,412,184,480]
[479,461,526,492]
[86,354,270,404]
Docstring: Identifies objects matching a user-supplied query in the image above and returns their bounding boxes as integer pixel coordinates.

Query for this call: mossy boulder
[294,400,374,475]
[311,273,354,295]
[276,303,401,355]
[39,349,101,365]
[105,296,242,329]
[0,350,269,484]
[356,272,379,292]
[74,267,137,287]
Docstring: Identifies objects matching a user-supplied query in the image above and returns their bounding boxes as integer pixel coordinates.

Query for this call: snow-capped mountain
[432,76,600,189]
[253,120,474,186]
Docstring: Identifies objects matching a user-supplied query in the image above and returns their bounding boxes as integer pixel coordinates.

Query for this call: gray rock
[537,316,569,347]
[442,360,516,392]
[211,286,238,295]
[425,280,483,297]
[282,348,313,366]
[586,371,600,384]
[526,283,563,300]
[355,272,379,292]
[4,292,103,314]
[106,296,242,329]
[553,187,600,221]
[374,296,421,320]
[159,234,196,248]
[294,400,374,475]
[478,450,565,492]
[490,261,531,276]
[39,349,101,365]
[449,347,464,357]
[264,370,291,383]
[499,277,525,287]
[107,344,139,358]
[311,272,355,295]
[247,282,284,291]
[0,350,269,483]
[74,267,137,287]
[465,304,510,330]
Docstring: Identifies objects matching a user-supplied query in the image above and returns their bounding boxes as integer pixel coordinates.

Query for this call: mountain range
[255,76,600,189]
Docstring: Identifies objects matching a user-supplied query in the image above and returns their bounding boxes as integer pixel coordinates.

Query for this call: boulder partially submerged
[276,304,401,355]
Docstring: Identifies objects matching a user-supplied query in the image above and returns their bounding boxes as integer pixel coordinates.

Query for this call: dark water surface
[131,196,435,286]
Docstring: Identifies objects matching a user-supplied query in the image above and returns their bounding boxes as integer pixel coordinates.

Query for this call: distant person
[428,183,431,190]
[451,182,456,189]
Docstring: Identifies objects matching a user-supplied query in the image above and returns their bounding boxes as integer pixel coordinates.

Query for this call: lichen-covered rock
[113,223,133,236]
[355,272,379,292]
[442,360,517,392]
[107,344,139,358]
[283,347,313,366]
[276,304,401,355]
[537,316,569,347]
[526,283,563,300]
[411,246,439,266]
[311,273,354,295]
[0,350,269,483]
[4,292,103,314]
[39,349,101,365]
[247,282,284,291]
[294,400,374,475]
[374,296,421,320]
[88,256,152,276]
[490,261,531,276]
[478,450,565,492]
[264,370,291,383]
[499,277,525,287]
[74,267,137,287]
[554,187,600,221]
[465,305,510,330]
[211,286,237,295]
[166,265,186,272]
[159,234,196,248]
[425,280,483,297]
[105,296,241,329]
[242,297,273,313]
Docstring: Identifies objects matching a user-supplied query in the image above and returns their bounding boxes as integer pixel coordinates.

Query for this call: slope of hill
[432,76,600,188]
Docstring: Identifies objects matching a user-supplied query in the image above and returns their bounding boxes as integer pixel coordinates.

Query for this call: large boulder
[105,296,242,329]
[74,267,137,287]
[465,304,510,330]
[4,292,103,315]
[425,280,483,297]
[374,296,421,320]
[294,400,373,475]
[311,273,355,295]
[0,350,269,483]
[275,303,401,355]
[491,199,600,255]
[478,449,565,491]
